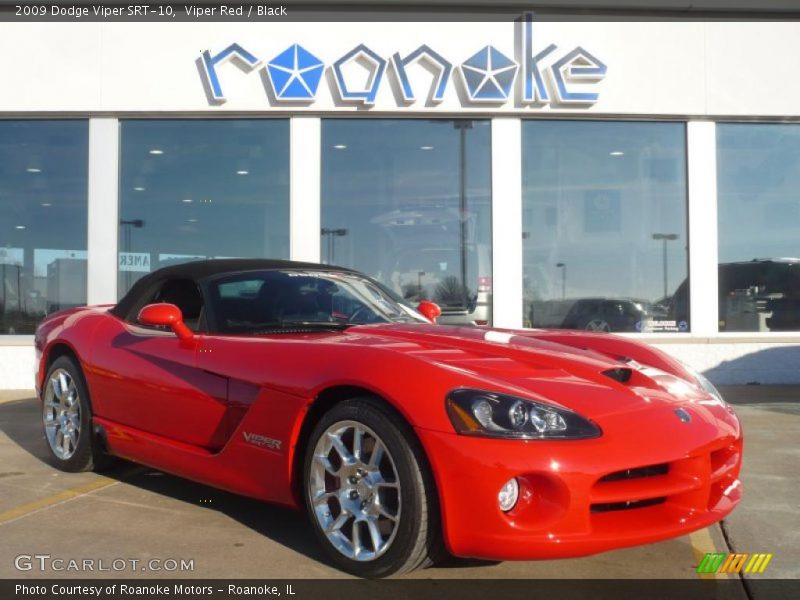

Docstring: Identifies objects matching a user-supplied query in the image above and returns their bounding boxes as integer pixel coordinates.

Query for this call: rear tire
[42,355,110,472]
[303,398,441,577]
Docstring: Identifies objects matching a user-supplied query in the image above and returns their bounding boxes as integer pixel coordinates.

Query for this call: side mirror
[137,303,194,340]
[417,300,442,323]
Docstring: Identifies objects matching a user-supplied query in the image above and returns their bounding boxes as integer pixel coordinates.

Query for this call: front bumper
[417,406,742,561]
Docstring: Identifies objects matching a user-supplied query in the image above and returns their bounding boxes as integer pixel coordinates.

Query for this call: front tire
[42,355,107,472]
[303,398,440,577]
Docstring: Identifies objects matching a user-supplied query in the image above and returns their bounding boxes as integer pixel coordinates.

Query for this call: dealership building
[1,6,800,388]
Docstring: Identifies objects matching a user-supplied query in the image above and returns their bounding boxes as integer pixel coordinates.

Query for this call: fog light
[498,478,519,512]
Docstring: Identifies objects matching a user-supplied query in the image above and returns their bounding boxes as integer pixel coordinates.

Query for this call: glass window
[321,119,492,326]
[118,120,289,297]
[206,270,426,334]
[522,121,689,333]
[0,121,88,334]
[717,123,800,332]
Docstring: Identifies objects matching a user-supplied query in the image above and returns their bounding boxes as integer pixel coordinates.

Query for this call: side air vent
[602,367,632,383]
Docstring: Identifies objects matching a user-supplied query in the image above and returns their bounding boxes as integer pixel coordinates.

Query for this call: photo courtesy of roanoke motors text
[0,0,798,599]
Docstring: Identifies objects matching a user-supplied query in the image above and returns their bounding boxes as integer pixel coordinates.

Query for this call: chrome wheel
[309,420,401,562]
[43,368,81,460]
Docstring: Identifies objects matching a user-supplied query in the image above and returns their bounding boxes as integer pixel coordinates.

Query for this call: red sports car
[34,259,742,577]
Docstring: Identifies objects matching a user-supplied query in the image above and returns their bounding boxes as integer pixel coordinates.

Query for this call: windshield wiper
[252,321,354,333]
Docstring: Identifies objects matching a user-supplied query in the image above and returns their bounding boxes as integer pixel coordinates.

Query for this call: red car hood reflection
[324,323,707,420]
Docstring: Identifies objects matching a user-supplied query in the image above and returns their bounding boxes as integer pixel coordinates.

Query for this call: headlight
[695,371,725,403]
[682,364,738,417]
[681,363,727,405]
[445,389,601,440]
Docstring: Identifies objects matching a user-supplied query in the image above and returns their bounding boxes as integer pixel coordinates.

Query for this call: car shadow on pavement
[0,395,55,465]
[0,396,491,573]
[116,468,329,566]
[0,396,326,568]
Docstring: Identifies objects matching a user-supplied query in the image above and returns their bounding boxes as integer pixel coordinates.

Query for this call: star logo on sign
[266,44,324,101]
[460,46,518,102]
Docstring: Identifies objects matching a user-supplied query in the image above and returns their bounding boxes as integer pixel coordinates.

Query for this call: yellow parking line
[0,476,119,526]
[689,527,728,580]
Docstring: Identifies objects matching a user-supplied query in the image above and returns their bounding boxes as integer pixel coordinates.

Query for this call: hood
[340,323,709,420]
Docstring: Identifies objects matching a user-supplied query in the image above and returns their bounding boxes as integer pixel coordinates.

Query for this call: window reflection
[118,120,290,297]
[207,270,426,334]
[717,124,800,332]
[321,119,492,326]
[522,121,689,333]
[0,121,88,334]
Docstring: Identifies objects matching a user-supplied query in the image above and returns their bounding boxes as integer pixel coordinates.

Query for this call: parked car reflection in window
[522,120,689,334]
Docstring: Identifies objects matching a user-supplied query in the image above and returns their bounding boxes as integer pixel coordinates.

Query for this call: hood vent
[602,367,632,384]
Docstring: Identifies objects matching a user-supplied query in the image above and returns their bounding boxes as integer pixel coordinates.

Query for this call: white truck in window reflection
[670,258,800,332]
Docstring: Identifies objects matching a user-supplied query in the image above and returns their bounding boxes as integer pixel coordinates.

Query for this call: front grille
[599,463,669,482]
[588,440,742,534]
[710,444,739,478]
[591,497,666,513]
[590,462,675,513]
[708,441,743,509]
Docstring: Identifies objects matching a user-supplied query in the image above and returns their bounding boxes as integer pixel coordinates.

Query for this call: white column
[87,118,120,305]
[491,118,524,329]
[289,117,321,263]
[687,121,719,336]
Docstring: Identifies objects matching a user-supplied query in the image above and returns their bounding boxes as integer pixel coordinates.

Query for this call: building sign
[119,252,151,272]
[199,14,607,108]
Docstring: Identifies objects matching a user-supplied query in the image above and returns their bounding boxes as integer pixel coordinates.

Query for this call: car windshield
[207,270,428,334]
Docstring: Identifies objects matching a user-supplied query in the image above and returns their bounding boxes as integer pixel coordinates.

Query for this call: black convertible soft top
[111,258,357,319]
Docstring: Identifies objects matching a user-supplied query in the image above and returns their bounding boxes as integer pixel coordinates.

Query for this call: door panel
[87,317,229,449]
[195,334,303,454]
